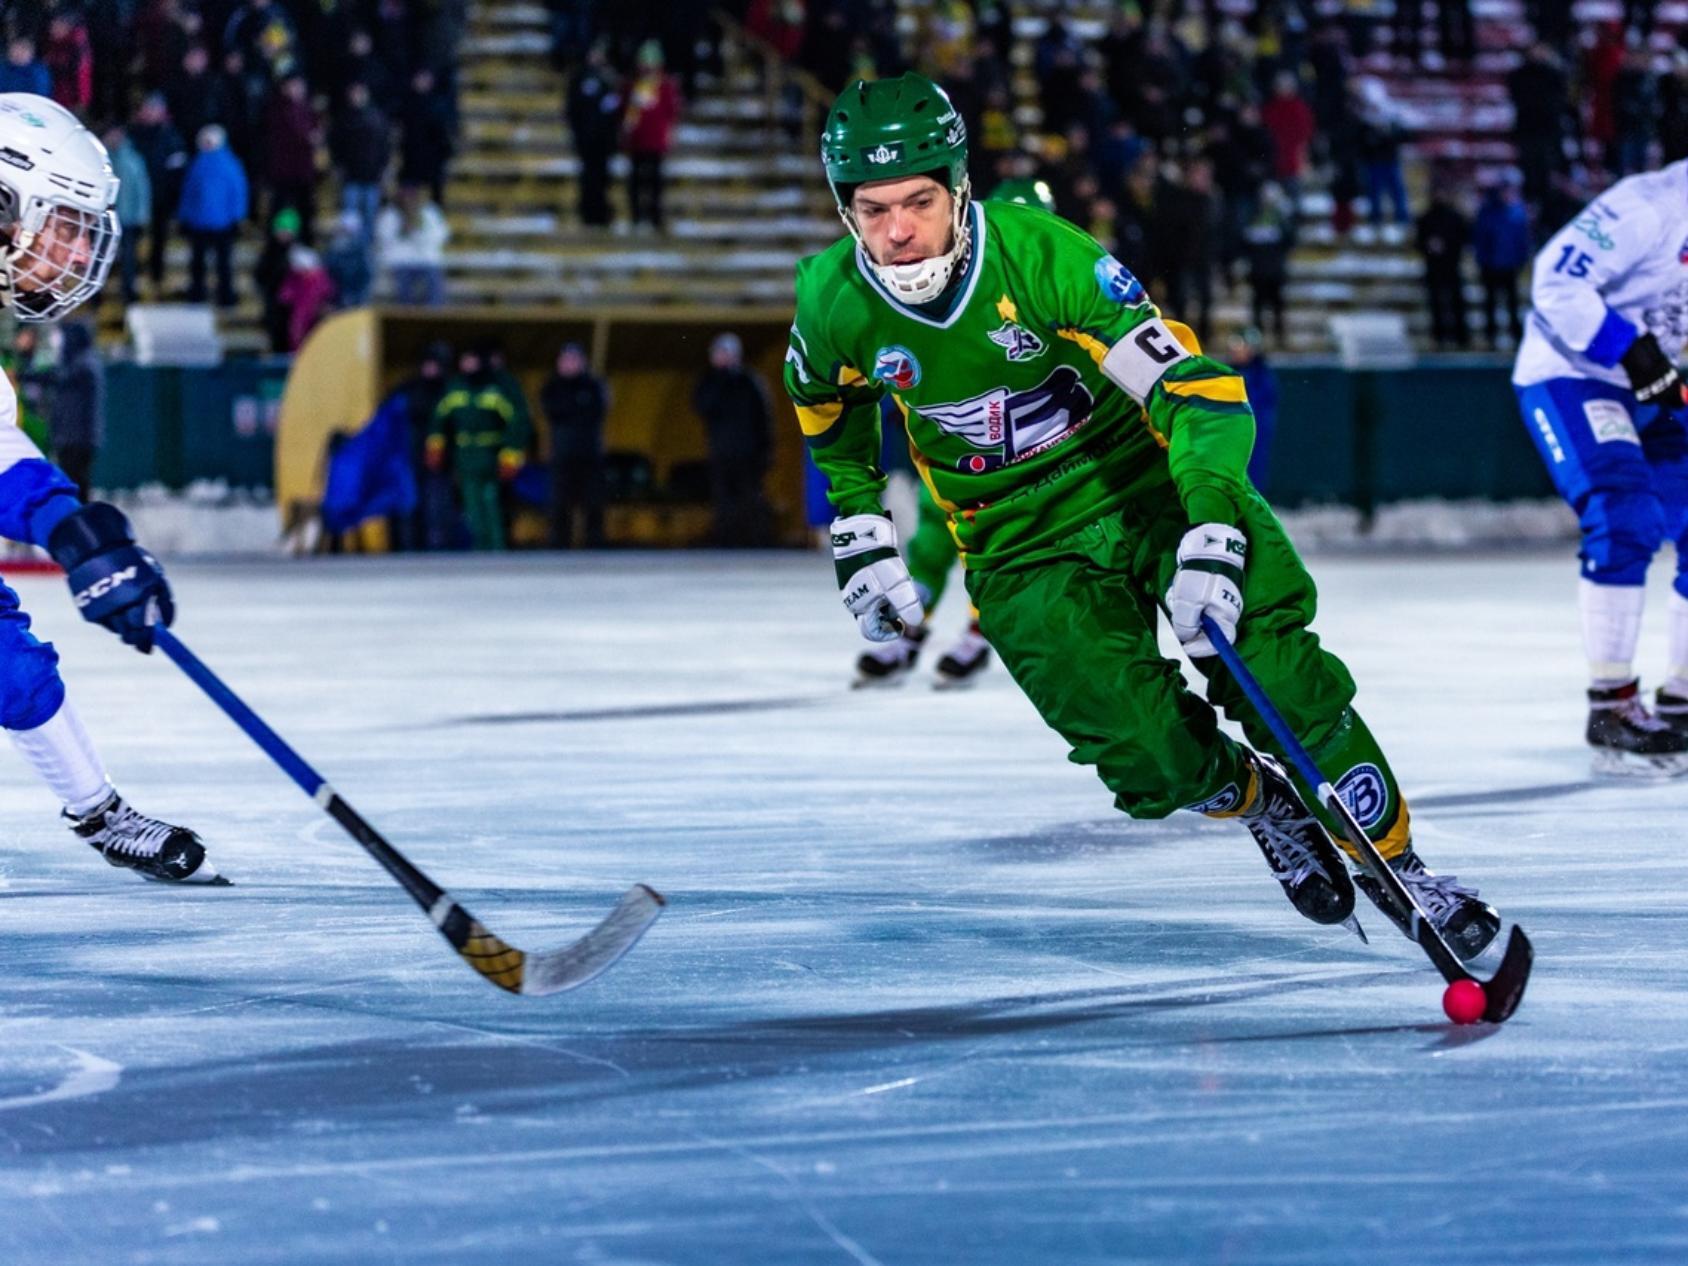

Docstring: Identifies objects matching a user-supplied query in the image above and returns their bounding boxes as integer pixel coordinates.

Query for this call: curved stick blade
[519,884,666,996]
[1481,926,1534,1023]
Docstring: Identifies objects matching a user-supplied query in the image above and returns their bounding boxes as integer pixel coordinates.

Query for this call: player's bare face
[851,177,953,267]
[9,206,96,294]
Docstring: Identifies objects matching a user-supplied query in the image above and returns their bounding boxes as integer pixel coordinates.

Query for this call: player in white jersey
[0,95,222,880]
[1514,159,1688,774]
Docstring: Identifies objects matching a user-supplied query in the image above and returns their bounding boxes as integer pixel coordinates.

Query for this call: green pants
[458,477,505,551]
[965,476,1411,857]
[907,481,960,610]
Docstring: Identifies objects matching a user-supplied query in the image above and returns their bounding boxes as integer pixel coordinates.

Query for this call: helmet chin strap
[846,179,974,306]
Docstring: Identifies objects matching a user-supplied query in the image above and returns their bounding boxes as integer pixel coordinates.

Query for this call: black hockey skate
[933,622,991,689]
[1587,679,1688,777]
[1656,687,1688,735]
[854,624,927,688]
[67,791,227,885]
[1240,750,1355,926]
[1353,848,1499,962]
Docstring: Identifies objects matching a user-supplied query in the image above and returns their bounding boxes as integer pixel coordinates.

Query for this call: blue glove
[47,502,174,653]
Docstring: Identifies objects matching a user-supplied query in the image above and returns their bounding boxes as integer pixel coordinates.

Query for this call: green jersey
[785,200,1256,564]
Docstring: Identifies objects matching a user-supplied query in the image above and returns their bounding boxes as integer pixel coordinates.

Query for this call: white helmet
[0,94,120,322]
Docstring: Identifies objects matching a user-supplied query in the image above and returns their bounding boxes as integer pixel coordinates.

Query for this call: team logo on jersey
[921,365,1094,473]
[872,345,921,390]
[1095,255,1149,307]
[1678,233,1688,264]
[1571,210,1615,251]
[863,142,904,166]
[1334,763,1388,830]
[987,320,1046,362]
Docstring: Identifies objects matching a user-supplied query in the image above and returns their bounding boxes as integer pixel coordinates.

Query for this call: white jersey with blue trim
[0,370,80,548]
[1514,160,1688,389]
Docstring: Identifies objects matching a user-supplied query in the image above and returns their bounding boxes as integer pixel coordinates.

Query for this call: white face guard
[843,175,973,306]
[3,201,120,322]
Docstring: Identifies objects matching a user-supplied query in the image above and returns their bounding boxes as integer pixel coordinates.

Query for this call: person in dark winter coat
[1471,178,1532,347]
[177,125,250,306]
[129,93,188,296]
[399,68,457,209]
[331,81,393,242]
[566,43,621,228]
[396,341,454,550]
[1226,327,1277,494]
[692,332,773,547]
[1415,184,1470,349]
[47,322,104,504]
[265,73,322,243]
[541,342,609,547]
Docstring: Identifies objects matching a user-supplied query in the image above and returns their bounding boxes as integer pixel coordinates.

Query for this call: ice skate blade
[931,674,980,691]
[138,872,233,886]
[852,674,910,690]
[1591,748,1688,779]
[1341,913,1369,944]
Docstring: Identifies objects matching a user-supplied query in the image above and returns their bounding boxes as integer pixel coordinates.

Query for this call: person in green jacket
[427,345,531,550]
[786,73,1503,958]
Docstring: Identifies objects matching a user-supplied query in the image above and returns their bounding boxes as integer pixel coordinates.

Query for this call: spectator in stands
[398,68,456,210]
[46,322,102,504]
[693,332,773,548]
[1092,116,1144,201]
[623,40,681,233]
[255,207,300,352]
[0,37,52,97]
[129,92,188,299]
[332,80,392,244]
[547,0,599,71]
[1415,181,1470,350]
[1261,71,1315,204]
[1114,160,1161,290]
[375,183,450,306]
[1523,0,1572,46]
[338,29,397,112]
[87,0,131,122]
[1354,77,1410,242]
[104,125,151,306]
[223,0,298,83]
[1610,44,1658,178]
[428,346,531,551]
[1584,22,1626,174]
[1226,327,1278,493]
[1393,0,1474,66]
[1158,158,1219,343]
[1308,23,1350,157]
[277,245,335,352]
[541,341,608,549]
[178,124,249,308]
[166,45,220,151]
[1243,182,1295,345]
[216,51,269,208]
[43,12,93,115]
[265,72,322,244]
[1508,44,1570,210]
[324,210,373,308]
[567,41,621,229]
[1472,176,1530,349]
[1209,104,1271,279]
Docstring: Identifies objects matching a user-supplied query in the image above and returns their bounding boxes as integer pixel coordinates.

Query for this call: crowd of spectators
[0,0,468,350]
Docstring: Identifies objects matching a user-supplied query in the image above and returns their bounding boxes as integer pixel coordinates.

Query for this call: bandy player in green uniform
[855,178,1058,691]
[786,74,1503,957]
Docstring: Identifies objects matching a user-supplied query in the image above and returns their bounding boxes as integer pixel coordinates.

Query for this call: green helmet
[821,74,973,305]
[988,177,1057,216]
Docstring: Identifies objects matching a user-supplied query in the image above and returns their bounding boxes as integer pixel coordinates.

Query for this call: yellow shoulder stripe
[796,401,844,437]
[1164,319,1203,354]
[1055,327,1109,366]
[1162,375,1249,404]
[838,365,868,388]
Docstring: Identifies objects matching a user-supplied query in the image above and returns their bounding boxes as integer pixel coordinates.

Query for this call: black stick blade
[520,884,666,996]
[1481,925,1534,1023]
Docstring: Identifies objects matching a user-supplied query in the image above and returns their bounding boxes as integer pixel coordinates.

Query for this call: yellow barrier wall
[276,306,804,548]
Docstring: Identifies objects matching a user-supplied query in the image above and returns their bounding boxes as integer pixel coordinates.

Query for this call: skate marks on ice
[444,693,835,727]
[0,1046,122,1112]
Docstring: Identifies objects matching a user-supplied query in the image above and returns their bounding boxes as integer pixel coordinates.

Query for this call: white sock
[1668,591,1688,697]
[1580,579,1646,685]
[8,700,113,815]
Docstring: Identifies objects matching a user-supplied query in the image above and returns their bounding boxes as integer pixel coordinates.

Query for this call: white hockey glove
[1167,522,1247,658]
[832,512,925,643]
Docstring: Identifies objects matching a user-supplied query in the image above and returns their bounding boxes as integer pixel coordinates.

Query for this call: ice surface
[0,549,1685,1265]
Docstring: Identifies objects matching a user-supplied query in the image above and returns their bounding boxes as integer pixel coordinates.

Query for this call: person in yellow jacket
[426,346,531,550]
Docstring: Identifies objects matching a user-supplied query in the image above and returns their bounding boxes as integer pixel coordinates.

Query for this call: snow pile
[1279,498,1579,551]
[106,482,280,558]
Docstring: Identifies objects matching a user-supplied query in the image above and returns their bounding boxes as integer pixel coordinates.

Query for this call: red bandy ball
[1442,979,1487,1025]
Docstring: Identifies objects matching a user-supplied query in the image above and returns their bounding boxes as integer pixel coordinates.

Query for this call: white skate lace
[1614,696,1674,733]
[95,802,177,860]
[1250,810,1328,887]
[1397,865,1476,921]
